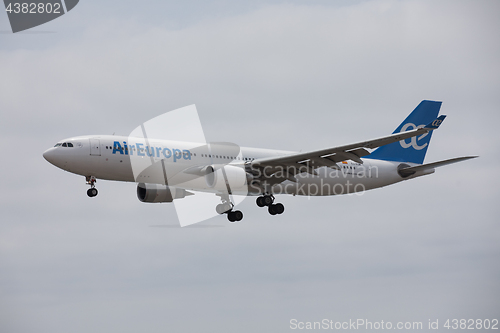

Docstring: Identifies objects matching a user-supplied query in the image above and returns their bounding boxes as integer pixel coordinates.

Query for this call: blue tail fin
[365,100,442,164]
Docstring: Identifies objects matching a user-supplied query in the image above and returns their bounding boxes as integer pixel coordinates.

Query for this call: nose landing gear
[256,194,285,216]
[86,176,98,197]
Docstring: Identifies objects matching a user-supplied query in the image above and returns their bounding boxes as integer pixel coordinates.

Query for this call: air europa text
[112,141,191,162]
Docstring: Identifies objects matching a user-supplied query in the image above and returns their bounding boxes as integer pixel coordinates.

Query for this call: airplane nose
[43,148,56,165]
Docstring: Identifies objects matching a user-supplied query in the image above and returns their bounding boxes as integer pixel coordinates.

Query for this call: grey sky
[1,0,499,332]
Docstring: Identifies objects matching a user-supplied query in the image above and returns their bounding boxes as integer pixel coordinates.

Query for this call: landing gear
[216,193,244,222]
[256,194,285,215]
[86,176,98,197]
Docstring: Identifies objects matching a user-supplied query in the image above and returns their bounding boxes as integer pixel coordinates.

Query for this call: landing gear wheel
[256,197,266,207]
[87,188,98,197]
[228,212,236,222]
[262,195,274,206]
[233,210,243,221]
[274,203,285,214]
[227,210,243,222]
[268,203,284,215]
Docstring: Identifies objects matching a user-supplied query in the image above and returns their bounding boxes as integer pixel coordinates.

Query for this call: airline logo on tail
[399,123,428,150]
[431,118,444,127]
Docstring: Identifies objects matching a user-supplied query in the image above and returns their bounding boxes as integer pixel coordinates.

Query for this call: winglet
[424,115,446,129]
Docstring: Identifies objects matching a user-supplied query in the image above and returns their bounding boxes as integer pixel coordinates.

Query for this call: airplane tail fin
[366,100,442,164]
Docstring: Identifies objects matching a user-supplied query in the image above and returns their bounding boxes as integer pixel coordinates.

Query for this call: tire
[233,210,243,221]
[256,197,266,207]
[268,205,277,215]
[87,188,98,197]
[275,203,285,214]
[227,212,236,222]
[263,195,273,206]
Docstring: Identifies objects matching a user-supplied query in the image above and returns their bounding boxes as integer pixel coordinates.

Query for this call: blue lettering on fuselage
[113,141,124,155]
[145,146,155,157]
[136,143,144,156]
[112,141,191,162]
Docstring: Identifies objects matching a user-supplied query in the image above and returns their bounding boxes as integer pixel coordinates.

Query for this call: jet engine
[137,183,190,203]
[204,165,252,192]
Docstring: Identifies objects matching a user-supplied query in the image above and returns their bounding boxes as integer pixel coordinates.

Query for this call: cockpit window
[59,142,74,147]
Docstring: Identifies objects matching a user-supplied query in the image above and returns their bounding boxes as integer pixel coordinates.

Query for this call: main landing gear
[86,176,98,197]
[216,193,283,223]
[256,194,285,215]
[216,197,243,222]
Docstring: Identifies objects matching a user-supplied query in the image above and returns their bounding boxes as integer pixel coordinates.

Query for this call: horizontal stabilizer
[398,156,478,177]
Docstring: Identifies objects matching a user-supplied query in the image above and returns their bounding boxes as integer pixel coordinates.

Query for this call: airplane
[43,100,476,223]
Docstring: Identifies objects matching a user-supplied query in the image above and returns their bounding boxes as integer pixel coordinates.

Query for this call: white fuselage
[43,135,432,197]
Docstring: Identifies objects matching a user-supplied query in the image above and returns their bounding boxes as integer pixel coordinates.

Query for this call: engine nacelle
[204,164,252,192]
[137,183,189,203]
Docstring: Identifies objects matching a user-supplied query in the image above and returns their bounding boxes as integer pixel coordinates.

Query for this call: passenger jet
[43,101,476,222]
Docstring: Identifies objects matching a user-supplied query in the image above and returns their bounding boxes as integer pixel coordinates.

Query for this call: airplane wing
[251,115,446,176]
